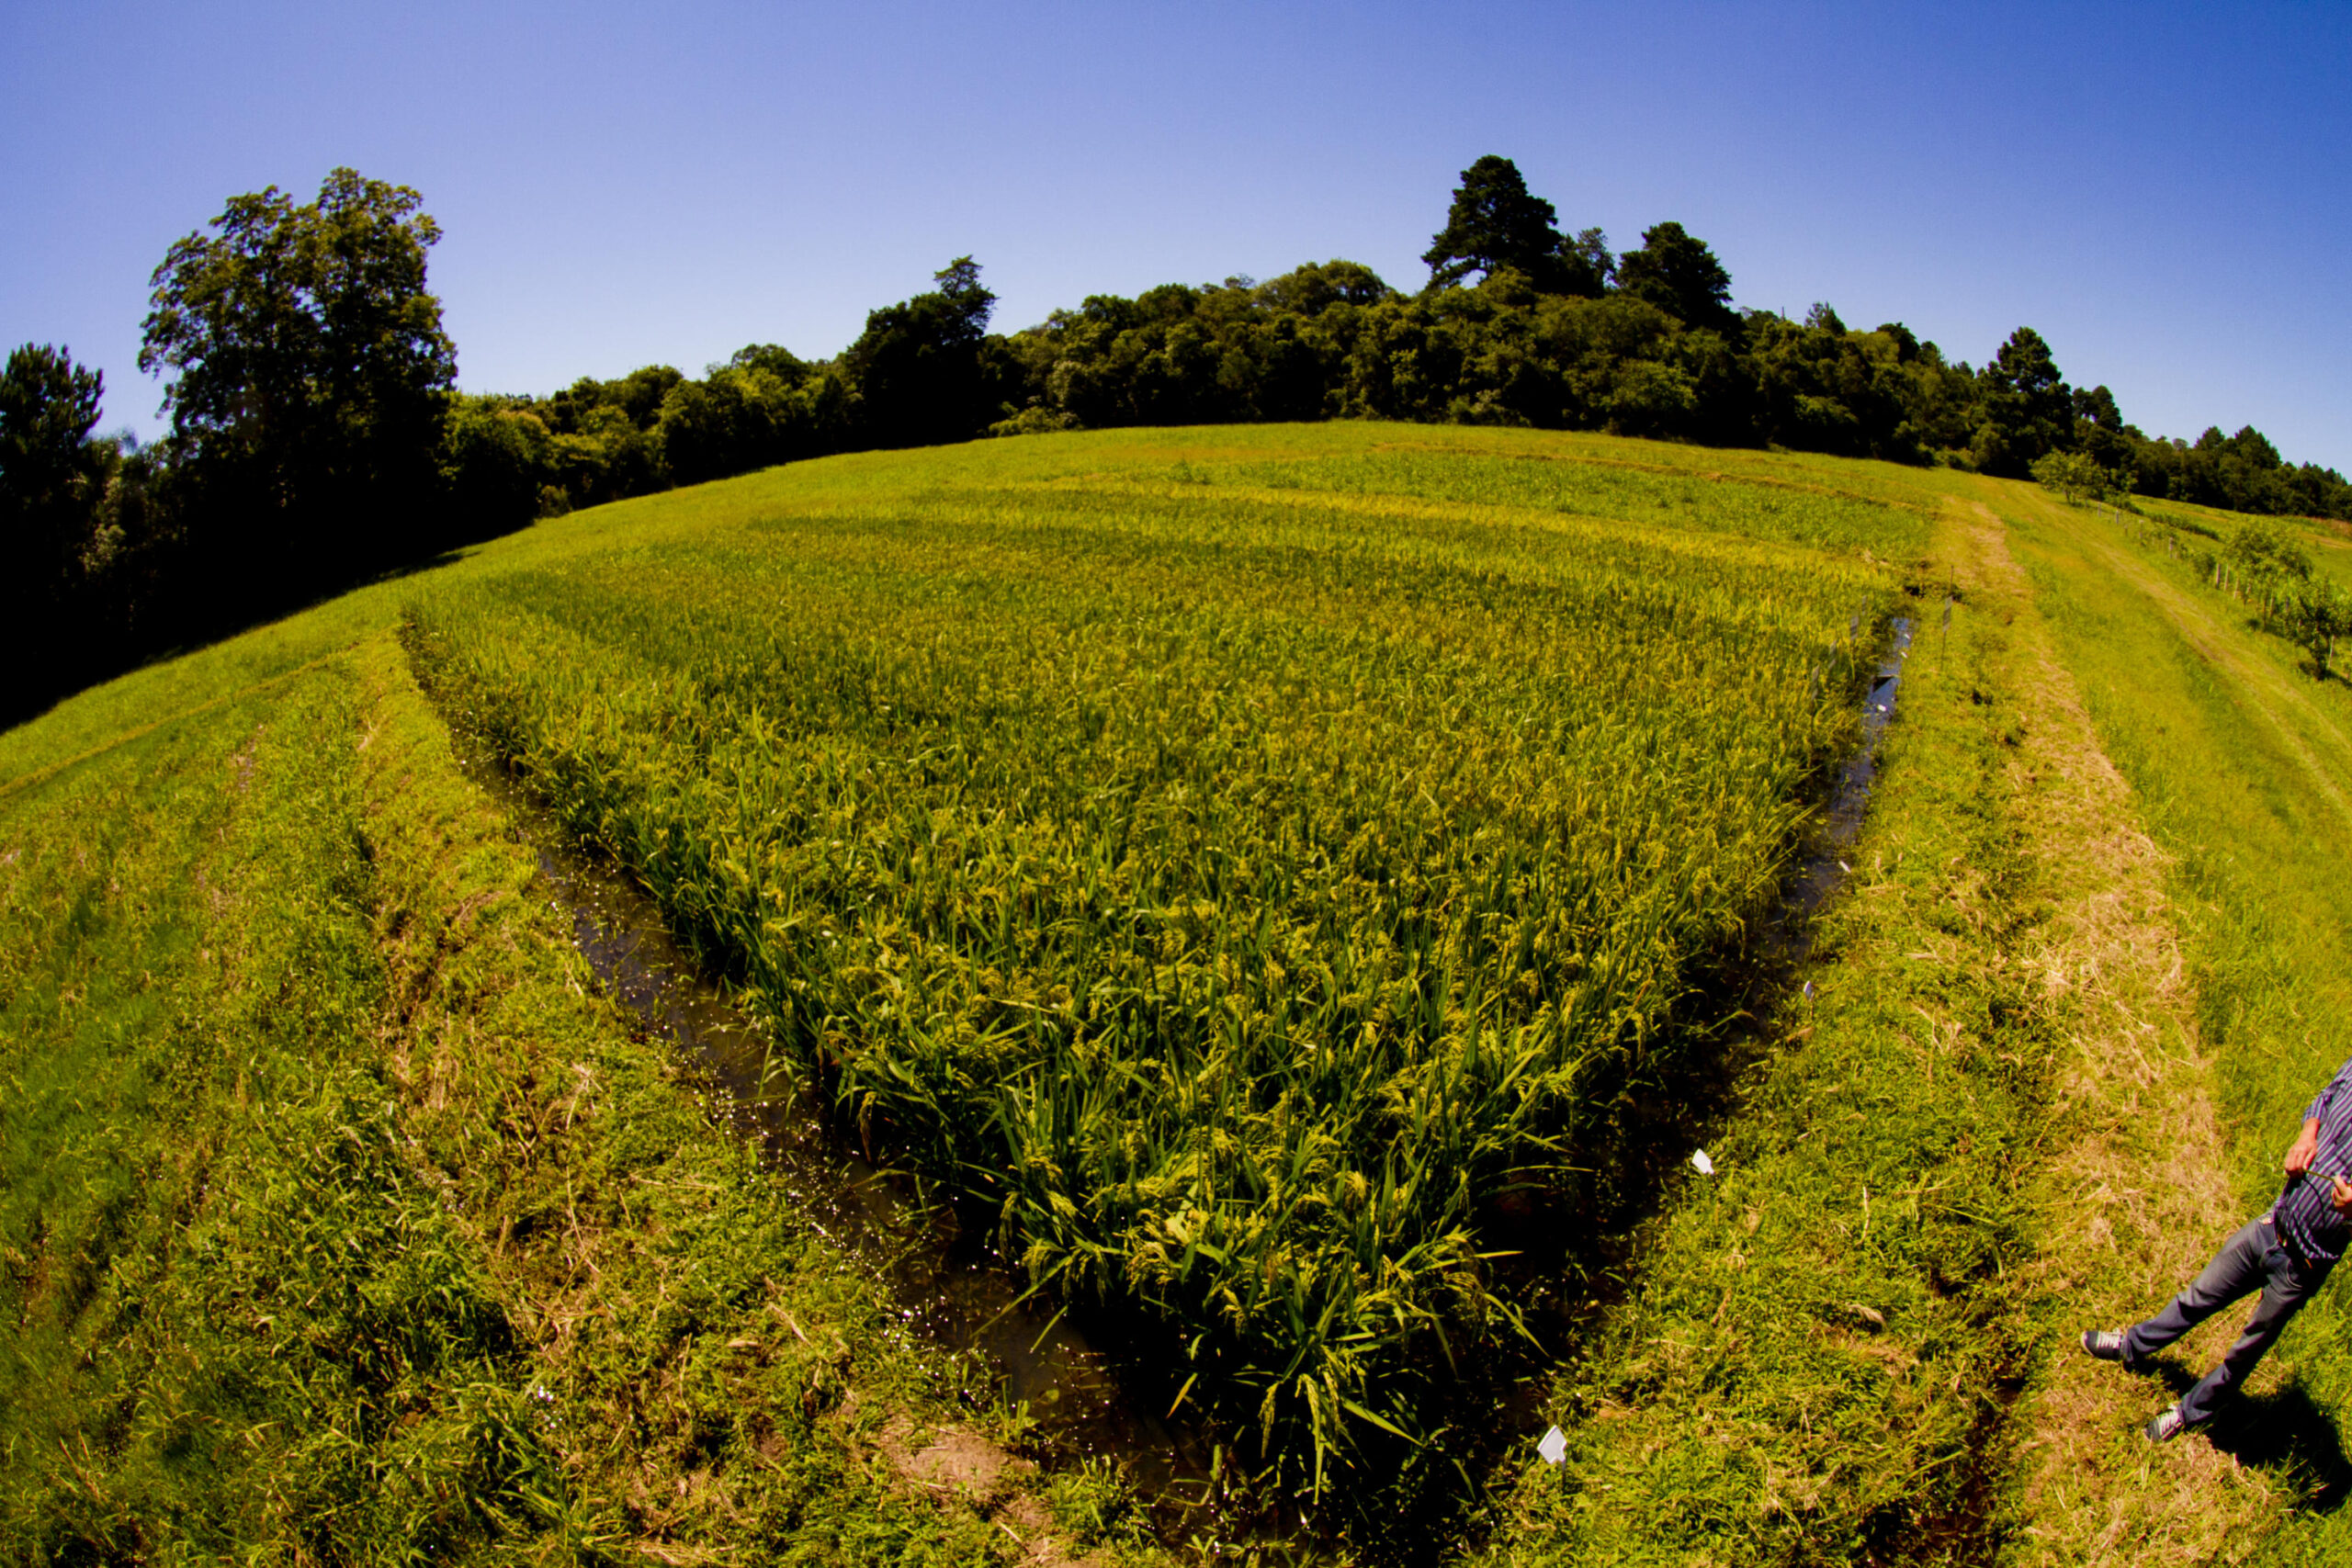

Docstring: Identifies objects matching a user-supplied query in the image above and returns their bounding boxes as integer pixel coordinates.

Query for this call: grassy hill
[5,424,2349,1564]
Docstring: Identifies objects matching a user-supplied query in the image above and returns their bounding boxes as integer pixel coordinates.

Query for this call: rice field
[402,426,1933,1497]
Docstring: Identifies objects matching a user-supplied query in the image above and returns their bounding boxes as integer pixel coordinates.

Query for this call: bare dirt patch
[858,1404,1109,1567]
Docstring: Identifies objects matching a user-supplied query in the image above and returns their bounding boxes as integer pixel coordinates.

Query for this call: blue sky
[5,1,2347,468]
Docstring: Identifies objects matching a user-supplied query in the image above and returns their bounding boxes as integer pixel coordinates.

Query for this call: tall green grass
[0,658,573,1554]
[404,429,1931,1498]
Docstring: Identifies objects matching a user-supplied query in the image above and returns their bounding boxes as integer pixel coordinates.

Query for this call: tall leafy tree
[843,257,1001,448]
[140,167,457,594]
[1615,222,1740,337]
[2070,382,2133,474]
[0,344,105,577]
[1566,227,1617,291]
[1971,326,2073,475]
[2072,383,2123,431]
[0,344,107,709]
[724,342,810,381]
[1423,156,1607,297]
[1256,260,1395,315]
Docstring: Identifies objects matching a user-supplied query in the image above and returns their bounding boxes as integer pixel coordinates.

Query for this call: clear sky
[5,1,2347,468]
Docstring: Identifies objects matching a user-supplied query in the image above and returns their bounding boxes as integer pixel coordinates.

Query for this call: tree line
[7,156,2347,727]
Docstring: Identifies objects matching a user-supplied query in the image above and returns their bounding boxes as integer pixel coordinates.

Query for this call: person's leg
[2176,1244,2328,1427]
[2122,1217,2272,1369]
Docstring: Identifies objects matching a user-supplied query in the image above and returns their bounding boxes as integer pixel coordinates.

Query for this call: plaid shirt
[2274,1055,2352,1266]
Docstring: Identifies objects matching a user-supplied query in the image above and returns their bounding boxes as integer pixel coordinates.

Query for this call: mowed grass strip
[404,426,1931,1500]
[2004,488,2352,1561]
[1480,476,2352,1567]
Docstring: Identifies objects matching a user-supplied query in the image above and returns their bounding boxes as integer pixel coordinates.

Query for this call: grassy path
[1480,488,2063,1564]
[1950,490,2250,1564]
[2054,503,2352,827]
[1473,475,2336,1566]
[1999,483,2352,1563]
[0,642,366,805]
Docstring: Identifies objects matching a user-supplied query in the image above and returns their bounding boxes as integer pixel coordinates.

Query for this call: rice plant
[405,431,1928,1499]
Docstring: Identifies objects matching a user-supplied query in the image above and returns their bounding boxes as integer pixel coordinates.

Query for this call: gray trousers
[2124,1214,2331,1426]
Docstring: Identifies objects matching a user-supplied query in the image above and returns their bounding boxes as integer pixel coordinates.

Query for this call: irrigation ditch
[415,607,1918,1561]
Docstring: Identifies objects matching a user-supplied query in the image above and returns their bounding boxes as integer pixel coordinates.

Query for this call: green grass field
[6,423,2349,1563]
[0,632,1137,1563]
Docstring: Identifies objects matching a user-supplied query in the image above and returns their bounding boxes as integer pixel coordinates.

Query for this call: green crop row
[1200,447,1928,555]
[404,438,1928,1506]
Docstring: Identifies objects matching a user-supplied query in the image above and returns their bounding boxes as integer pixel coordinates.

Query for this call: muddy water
[451,746,1213,1502]
[1781,614,1917,931]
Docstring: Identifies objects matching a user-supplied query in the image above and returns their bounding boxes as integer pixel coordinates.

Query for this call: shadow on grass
[2148,1358,2352,1514]
[2,548,479,733]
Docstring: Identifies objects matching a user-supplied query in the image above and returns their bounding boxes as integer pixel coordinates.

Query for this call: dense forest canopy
[5,157,2346,726]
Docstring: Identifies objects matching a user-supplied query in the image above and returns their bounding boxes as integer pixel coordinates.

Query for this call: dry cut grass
[1962,489,2271,1565]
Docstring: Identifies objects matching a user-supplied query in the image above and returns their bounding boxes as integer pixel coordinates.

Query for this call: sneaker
[2081,1328,2126,1361]
[2143,1404,2187,1443]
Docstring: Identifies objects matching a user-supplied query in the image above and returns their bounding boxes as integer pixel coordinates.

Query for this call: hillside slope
[0,630,1133,1562]
[3,425,2345,1563]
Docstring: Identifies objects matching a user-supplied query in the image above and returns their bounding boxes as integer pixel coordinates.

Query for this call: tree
[1615,222,1740,337]
[842,256,1001,449]
[1746,311,1917,460]
[1,344,106,578]
[2030,448,2109,503]
[1255,260,1395,316]
[1567,227,1616,291]
[2212,424,2283,470]
[442,394,553,533]
[1423,157,1607,297]
[2072,383,2123,431]
[1,344,108,711]
[656,363,824,484]
[140,167,457,594]
[2222,518,2312,583]
[1971,326,2072,475]
[2284,580,2350,682]
[723,343,810,381]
